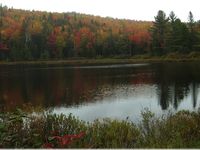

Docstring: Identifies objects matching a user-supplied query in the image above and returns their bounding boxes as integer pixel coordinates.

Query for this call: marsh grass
[1,108,200,148]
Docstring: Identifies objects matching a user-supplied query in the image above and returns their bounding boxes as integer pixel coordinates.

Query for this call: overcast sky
[1,0,200,22]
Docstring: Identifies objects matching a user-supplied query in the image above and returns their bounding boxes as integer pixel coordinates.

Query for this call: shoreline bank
[0,57,200,67]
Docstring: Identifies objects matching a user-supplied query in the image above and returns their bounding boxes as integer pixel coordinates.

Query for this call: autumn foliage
[0,6,152,60]
[43,132,85,148]
[1,6,198,60]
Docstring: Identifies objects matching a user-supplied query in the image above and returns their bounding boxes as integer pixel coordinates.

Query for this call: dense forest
[0,4,200,60]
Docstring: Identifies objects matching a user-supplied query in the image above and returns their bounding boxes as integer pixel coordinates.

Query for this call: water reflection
[154,63,200,110]
[0,63,200,121]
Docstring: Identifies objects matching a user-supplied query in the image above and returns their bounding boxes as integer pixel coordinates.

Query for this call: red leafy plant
[42,131,85,148]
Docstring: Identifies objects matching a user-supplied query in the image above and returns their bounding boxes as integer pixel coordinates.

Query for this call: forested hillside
[0,5,200,61]
[0,5,151,60]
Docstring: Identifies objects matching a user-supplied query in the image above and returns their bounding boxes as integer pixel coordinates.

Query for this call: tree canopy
[0,6,200,60]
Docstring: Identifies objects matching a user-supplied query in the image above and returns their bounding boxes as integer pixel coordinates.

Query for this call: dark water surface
[0,62,200,121]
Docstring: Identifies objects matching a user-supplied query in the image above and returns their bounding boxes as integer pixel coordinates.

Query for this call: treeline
[0,5,151,60]
[151,10,200,55]
[0,5,200,61]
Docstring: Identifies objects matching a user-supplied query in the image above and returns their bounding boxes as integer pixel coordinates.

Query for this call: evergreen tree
[166,12,190,53]
[151,10,169,55]
[188,11,200,51]
[169,11,176,24]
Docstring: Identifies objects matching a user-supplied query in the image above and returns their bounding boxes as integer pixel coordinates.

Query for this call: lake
[0,62,200,122]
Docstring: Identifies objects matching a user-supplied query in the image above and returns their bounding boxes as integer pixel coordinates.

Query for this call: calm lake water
[0,62,200,121]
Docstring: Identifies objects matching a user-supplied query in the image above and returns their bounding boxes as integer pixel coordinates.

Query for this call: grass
[1,108,200,148]
[1,52,200,67]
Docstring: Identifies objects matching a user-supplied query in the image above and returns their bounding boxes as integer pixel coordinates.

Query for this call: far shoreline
[0,56,200,67]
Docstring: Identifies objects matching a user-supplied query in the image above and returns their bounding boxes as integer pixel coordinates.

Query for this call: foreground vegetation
[1,108,200,148]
